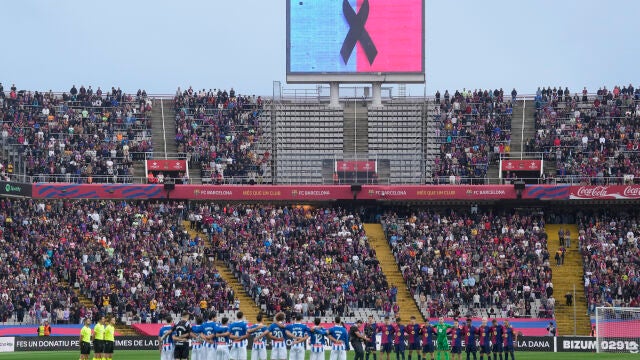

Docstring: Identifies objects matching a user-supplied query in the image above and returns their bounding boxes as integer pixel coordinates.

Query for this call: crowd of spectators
[577,210,640,314]
[432,89,513,184]
[381,207,555,319]
[0,199,236,325]
[526,85,640,184]
[0,83,153,184]
[191,204,390,318]
[173,87,268,184]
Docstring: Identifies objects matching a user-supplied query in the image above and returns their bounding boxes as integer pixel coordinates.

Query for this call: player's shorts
[80,341,91,355]
[465,345,477,353]
[479,344,491,354]
[230,346,247,360]
[436,340,450,351]
[93,339,104,353]
[492,343,503,353]
[104,340,114,354]
[365,342,376,352]
[422,342,434,353]
[174,344,190,359]
[251,347,267,360]
[504,345,514,352]
[394,344,405,352]
[161,345,175,360]
[408,342,421,351]
[271,346,287,360]
[381,343,393,353]
[451,346,462,354]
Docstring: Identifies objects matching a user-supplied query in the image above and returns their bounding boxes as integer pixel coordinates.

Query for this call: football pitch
[0,351,638,360]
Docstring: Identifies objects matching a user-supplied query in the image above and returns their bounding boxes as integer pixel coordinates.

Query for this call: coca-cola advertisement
[570,185,640,200]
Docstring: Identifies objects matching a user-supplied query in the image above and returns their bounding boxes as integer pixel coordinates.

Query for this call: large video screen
[287,0,425,83]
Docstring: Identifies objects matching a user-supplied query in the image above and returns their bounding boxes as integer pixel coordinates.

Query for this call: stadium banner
[0,337,14,353]
[557,336,640,353]
[515,336,554,352]
[13,336,159,352]
[174,185,355,200]
[359,185,517,200]
[146,159,188,172]
[33,184,527,200]
[32,184,166,199]
[569,185,640,200]
[336,160,377,173]
[501,160,542,172]
[0,181,32,197]
[522,185,570,200]
[287,0,425,83]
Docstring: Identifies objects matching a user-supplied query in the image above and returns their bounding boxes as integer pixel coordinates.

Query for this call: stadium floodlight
[595,306,640,353]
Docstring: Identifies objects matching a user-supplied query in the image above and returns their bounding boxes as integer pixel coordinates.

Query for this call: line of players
[363,316,517,360]
[159,312,517,360]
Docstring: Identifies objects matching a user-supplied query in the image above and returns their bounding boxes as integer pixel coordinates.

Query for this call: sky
[0,0,638,97]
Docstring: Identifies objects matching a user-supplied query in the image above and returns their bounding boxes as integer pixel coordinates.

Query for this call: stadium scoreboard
[287,0,425,83]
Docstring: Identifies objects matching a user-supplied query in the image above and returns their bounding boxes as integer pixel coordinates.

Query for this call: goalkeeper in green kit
[435,317,454,360]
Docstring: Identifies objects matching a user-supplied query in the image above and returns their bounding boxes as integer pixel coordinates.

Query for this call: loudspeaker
[164,183,175,191]
[351,184,362,192]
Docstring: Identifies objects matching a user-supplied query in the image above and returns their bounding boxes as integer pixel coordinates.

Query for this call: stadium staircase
[61,280,138,335]
[343,101,369,157]
[545,224,591,335]
[182,221,262,322]
[363,223,425,322]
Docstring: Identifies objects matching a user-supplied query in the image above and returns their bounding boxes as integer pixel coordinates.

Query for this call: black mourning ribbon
[340,0,378,65]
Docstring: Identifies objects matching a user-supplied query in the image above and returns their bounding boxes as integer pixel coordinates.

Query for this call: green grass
[0,351,638,360]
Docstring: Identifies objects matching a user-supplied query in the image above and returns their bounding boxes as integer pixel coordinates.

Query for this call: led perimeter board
[287,0,425,83]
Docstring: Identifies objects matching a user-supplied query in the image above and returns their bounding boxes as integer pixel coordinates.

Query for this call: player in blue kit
[462,318,477,360]
[214,317,233,360]
[502,320,516,360]
[327,317,349,360]
[158,316,174,360]
[377,316,396,360]
[202,313,220,360]
[249,314,268,360]
[191,317,205,360]
[490,319,504,360]
[421,321,436,360]
[477,318,491,360]
[229,312,249,360]
[449,320,463,360]
[267,312,288,360]
[394,317,406,360]
[285,314,312,360]
[310,318,328,360]
[405,316,422,360]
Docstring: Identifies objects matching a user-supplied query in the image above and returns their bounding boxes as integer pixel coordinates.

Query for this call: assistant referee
[80,318,92,360]
[92,315,106,360]
[104,315,116,360]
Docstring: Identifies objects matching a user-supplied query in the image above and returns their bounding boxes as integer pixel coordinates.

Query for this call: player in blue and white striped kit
[191,317,205,360]
[286,314,311,360]
[229,312,249,360]
[267,312,288,360]
[327,317,349,360]
[202,313,220,360]
[249,314,268,360]
[310,318,328,360]
[215,317,233,360]
[158,316,174,360]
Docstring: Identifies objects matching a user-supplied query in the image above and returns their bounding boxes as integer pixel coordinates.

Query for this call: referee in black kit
[350,319,369,360]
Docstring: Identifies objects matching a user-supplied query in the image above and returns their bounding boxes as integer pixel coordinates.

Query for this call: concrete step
[181,221,263,321]
[363,223,424,322]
